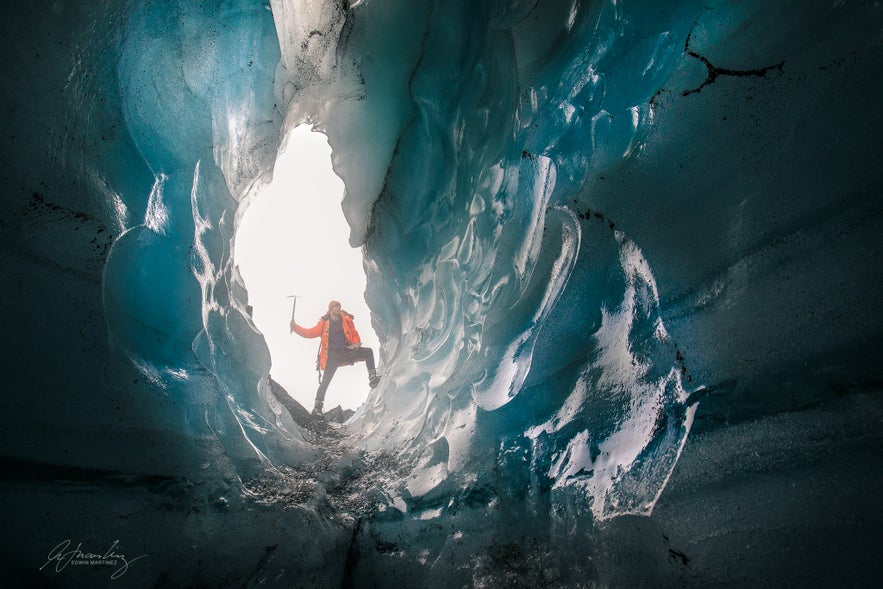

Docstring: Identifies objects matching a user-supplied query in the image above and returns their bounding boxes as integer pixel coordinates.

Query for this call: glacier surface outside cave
[1,0,882,587]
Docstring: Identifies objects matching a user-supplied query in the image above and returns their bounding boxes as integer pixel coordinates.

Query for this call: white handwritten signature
[39,539,147,580]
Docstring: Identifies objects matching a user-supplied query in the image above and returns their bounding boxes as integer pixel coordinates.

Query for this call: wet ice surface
[242,423,407,520]
[5,390,880,587]
[2,0,882,586]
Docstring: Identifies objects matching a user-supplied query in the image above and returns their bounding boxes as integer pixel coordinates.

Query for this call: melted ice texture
[104,0,708,520]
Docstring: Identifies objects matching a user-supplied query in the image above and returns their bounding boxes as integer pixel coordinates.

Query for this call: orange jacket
[292,311,361,370]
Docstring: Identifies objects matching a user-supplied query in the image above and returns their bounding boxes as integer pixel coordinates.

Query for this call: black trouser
[315,347,375,405]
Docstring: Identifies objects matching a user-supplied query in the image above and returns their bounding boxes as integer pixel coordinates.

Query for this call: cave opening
[234,124,379,413]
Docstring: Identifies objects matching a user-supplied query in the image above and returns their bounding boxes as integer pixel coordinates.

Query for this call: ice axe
[286,294,300,331]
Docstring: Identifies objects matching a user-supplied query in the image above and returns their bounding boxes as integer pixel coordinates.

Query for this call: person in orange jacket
[290,300,380,416]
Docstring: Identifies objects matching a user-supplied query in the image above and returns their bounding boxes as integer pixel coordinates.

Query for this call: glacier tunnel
[1,0,881,586]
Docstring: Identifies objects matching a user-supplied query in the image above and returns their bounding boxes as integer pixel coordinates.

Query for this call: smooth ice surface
[2,0,881,586]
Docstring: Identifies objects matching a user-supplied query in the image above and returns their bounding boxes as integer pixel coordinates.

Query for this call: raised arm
[291,319,324,338]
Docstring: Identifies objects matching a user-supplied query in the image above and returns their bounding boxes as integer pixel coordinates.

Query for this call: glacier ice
[1,0,882,586]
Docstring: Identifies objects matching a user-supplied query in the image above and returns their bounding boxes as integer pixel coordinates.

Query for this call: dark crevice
[681,31,784,96]
[668,547,690,566]
[0,455,184,488]
[341,516,364,588]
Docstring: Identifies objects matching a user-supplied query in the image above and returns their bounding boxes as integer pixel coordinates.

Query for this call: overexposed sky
[234,124,379,411]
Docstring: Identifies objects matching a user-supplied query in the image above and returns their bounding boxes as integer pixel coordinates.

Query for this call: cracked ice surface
[2,0,882,586]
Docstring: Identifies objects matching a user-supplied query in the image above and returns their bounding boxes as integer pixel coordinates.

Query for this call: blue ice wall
[1,0,309,480]
[344,0,713,521]
[1,0,881,586]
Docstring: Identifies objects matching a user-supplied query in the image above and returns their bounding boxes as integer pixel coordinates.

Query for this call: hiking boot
[368,370,380,388]
[311,401,323,417]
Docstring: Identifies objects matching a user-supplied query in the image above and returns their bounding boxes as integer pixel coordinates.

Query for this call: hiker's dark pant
[315,347,376,405]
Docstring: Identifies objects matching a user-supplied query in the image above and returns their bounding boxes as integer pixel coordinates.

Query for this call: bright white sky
[234,124,379,411]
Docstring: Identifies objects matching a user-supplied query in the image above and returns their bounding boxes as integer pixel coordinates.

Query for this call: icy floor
[243,422,407,521]
[4,391,882,587]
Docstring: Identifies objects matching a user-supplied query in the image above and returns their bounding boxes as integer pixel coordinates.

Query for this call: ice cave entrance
[234,124,379,412]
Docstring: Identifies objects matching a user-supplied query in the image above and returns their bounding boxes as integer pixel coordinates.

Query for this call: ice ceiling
[2,0,881,586]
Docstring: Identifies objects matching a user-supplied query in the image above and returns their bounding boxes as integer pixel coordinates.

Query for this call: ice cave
[1,0,881,587]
